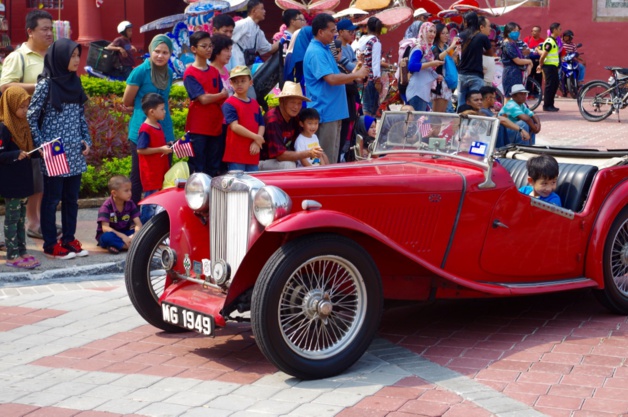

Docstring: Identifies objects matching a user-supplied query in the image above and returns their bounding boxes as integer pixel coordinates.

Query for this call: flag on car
[172,135,195,158]
[42,139,70,177]
[417,116,432,138]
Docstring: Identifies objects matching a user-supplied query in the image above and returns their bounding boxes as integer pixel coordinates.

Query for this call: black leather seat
[499,159,598,212]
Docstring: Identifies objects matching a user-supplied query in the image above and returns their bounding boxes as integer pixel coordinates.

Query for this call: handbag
[443,54,458,90]
[238,36,258,67]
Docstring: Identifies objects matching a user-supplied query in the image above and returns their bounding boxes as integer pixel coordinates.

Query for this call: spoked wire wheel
[252,234,382,379]
[278,255,367,359]
[595,207,628,314]
[578,81,614,122]
[609,218,628,297]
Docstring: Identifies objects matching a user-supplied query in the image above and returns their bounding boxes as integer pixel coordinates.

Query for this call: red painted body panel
[141,154,628,328]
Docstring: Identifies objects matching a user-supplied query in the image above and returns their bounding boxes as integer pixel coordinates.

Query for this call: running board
[479,277,598,295]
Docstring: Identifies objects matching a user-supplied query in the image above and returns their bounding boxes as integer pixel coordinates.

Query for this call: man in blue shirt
[498,84,541,145]
[304,13,367,163]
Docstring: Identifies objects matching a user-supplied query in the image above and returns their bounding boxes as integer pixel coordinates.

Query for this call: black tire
[125,211,185,332]
[594,206,628,314]
[251,234,383,380]
[578,81,614,122]
[525,78,543,111]
[566,77,578,99]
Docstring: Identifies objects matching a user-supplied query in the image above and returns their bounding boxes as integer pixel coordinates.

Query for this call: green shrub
[81,75,126,96]
[170,107,189,140]
[80,156,132,198]
[170,85,189,101]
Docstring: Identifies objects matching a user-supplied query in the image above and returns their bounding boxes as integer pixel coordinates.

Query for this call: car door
[479,187,586,279]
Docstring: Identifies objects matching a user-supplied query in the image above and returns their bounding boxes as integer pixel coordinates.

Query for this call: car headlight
[185,173,211,211]
[253,186,292,227]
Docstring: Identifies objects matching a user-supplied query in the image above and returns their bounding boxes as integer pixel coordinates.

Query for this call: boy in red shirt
[136,93,172,223]
[221,66,265,172]
[183,31,229,176]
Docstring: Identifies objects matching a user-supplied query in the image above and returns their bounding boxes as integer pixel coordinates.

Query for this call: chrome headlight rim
[253,186,292,227]
[184,173,212,212]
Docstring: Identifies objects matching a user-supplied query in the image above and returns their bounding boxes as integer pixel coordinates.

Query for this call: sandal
[6,258,37,270]
[107,246,120,254]
[26,228,44,239]
[21,255,41,267]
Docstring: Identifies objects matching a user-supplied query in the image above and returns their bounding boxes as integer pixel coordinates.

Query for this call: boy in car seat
[518,154,561,207]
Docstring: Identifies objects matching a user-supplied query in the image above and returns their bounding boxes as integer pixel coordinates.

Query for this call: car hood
[253,158,468,197]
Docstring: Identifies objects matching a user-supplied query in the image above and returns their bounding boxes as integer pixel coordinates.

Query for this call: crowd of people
[0,5,584,267]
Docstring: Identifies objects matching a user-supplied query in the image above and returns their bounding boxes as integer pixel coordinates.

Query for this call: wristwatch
[518,128,523,133]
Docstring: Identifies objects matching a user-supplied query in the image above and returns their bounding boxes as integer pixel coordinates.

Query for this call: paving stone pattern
[1,279,628,416]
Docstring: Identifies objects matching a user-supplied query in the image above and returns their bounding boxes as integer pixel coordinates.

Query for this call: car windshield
[373,111,501,168]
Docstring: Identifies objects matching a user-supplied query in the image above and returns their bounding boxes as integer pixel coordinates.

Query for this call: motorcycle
[560,43,583,99]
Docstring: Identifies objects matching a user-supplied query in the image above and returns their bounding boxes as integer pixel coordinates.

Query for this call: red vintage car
[126,111,628,380]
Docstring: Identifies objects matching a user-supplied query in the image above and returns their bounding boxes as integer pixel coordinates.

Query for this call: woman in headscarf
[123,34,175,204]
[406,22,444,111]
[0,87,41,268]
[27,38,92,260]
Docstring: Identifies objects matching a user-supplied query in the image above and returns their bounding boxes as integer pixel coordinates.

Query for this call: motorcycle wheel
[566,78,578,99]
[525,78,543,111]
[578,81,614,122]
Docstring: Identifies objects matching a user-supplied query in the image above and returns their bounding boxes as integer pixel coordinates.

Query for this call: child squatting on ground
[221,66,265,172]
[518,154,562,207]
[295,108,330,167]
[0,87,41,269]
[136,93,172,224]
[96,175,142,254]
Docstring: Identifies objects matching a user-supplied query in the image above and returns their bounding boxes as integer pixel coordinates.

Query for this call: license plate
[161,302,214,336]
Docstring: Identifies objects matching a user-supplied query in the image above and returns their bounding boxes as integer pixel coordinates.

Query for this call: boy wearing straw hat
[259,81,324,171]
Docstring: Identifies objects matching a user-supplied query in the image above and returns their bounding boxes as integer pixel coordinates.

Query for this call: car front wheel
[125,211,185,332]
[251,234,383,380]
[595,206,628,314]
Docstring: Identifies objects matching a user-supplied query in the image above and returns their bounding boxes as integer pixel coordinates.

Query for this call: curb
[0,197,107,216]
[0,259,125,284]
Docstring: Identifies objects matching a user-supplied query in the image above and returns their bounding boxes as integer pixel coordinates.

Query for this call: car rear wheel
[125,211,185,332]
[251,234,383,380]
[595,207,628,314]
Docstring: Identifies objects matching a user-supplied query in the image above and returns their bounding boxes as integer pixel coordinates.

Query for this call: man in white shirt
[231,0,280,68]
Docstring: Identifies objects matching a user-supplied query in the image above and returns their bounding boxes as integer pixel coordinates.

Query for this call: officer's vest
[543,37,559,66]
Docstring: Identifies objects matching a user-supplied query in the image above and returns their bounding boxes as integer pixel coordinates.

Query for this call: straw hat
[276,81,311,102]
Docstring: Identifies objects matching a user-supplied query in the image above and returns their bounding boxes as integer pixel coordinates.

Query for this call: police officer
[538,22,562,112]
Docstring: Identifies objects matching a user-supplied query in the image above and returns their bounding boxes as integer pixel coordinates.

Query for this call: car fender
[585,180,628,286]
[141,188,209,266]
[226,209,511,308]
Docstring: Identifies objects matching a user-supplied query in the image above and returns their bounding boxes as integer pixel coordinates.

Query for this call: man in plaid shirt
[259,82,324,170]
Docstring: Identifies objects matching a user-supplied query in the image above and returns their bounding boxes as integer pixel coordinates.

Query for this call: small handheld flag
[417,116,432,138]
[172,135,195,158]
[42,139,70,176]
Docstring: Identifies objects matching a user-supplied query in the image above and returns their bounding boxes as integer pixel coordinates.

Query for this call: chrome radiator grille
[210,186,250,278]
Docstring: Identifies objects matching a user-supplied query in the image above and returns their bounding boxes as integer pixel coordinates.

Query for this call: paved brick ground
[1,279,628,416]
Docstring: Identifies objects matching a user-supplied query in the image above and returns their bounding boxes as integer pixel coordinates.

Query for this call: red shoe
[44,242,77,260]
[62,239,89,257]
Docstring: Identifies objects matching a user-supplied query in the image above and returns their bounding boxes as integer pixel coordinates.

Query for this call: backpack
[443,54,458,90]
[395,38,416,83]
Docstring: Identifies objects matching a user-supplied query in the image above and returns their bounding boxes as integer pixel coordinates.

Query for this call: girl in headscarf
[123,34,175,204]
[27,38,91,260]
[0,86,40,268]
[406,22,444,111]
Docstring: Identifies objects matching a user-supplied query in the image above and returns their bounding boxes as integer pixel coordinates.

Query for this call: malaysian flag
[172,135,195,158]
[42,139,70,177]
[417,116,432,138]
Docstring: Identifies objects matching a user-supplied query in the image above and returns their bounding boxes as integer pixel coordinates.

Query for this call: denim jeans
[362,81,380,116]
[408,95,429,112]
[140,189,159,225]
[41,174,82,251]
[227,163,259,172]
[504,120,536,145]
[99,229,134,250]
[457,74,485,108]
[188,133,225,177]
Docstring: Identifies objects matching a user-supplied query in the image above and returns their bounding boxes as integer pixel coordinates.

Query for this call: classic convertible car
[126,111,628,380]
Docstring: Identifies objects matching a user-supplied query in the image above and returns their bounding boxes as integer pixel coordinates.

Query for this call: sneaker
[44,242,77,260]
[62,239,89,257]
